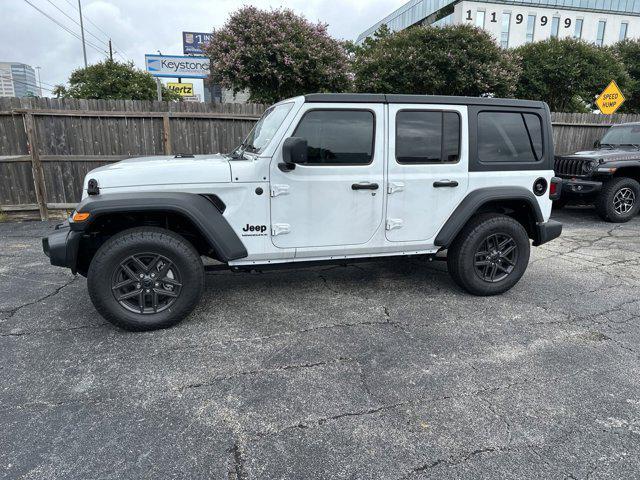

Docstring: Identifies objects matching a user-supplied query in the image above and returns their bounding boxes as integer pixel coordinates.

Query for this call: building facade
[0,63,41,98]
[357,0,640,48]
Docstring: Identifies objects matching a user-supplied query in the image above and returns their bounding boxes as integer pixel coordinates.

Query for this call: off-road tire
[595,177,640,223]
[447,214,530,296]
[87,227,204,331]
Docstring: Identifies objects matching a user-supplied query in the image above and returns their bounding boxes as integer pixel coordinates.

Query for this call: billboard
[167,82,194,97]
[183,32,214,55]
[145,54,210,79]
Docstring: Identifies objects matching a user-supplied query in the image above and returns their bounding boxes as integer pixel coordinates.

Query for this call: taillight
[549,177,562,200]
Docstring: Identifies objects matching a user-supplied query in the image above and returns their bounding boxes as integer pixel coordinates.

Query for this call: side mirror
[594,139,601,149]
[279,137,308,172]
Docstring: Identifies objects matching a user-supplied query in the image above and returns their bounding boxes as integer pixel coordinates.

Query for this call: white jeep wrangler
[43,94,562,331]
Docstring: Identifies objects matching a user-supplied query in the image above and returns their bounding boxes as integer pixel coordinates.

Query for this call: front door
[386,104,469,242]
[269,104,385,250]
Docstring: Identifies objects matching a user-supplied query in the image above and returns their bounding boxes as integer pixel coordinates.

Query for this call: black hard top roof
[304,93,546,109]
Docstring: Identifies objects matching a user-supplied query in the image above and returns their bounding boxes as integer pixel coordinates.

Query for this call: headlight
[582,161,596,174]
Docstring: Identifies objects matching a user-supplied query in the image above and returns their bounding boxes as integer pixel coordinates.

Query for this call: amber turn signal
[72,212,90,222]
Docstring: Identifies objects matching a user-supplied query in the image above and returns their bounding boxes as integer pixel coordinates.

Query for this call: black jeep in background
[554,122,640,222]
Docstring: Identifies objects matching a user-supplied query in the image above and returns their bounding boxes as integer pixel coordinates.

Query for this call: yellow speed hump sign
[167,82,194,97]
[596,81,625,115]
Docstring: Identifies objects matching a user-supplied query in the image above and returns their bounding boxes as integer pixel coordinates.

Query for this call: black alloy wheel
[112,253,182,314]
[473,233,518,283]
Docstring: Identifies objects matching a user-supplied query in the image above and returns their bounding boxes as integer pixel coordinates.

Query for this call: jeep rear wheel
[88,227,204,331]
[447,214,530,296]
[595,177,640,223]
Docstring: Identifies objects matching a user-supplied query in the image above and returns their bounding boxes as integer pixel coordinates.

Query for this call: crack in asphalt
[175,357,356,393]
[0,322,109,337]
[0,275,77,321]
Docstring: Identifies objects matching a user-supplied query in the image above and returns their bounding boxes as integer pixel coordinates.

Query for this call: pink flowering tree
[205,7,351,104]
[352,24,521,98]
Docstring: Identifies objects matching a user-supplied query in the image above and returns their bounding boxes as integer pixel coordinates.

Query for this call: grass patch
[0,211,7,223]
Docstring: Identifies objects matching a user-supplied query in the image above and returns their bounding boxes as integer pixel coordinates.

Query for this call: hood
[561,148,640,162]
[85,154,232,191]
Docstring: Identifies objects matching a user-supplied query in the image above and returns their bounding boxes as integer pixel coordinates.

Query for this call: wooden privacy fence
[0,98,265,219]
[1,97,640,220]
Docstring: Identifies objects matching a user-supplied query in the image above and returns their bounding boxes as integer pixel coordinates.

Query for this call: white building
[358,0,640,48]
[0,62,41,98]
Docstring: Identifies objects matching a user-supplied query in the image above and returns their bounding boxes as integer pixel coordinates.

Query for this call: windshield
[239,102,294,154]
[600,124,640,147]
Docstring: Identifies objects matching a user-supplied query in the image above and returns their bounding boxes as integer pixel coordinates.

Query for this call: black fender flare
[72,192,248,261]
[434,187,544,247]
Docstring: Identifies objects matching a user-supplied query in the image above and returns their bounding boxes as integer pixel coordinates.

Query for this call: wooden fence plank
[22,113,49,220]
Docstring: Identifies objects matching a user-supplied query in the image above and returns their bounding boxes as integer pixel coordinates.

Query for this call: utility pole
[77,0,88,67]
[108,39,113,61]
[156,78,163,101]
[35,66,43,97]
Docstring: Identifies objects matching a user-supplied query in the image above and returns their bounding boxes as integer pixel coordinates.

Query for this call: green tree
[612,39,640,113]
[54,60,181,101]
[351,24,521,97]
[205,6,351,104]
[515,38,629,112]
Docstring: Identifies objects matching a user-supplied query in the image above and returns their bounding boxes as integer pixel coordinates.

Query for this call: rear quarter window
[478,111,544,164]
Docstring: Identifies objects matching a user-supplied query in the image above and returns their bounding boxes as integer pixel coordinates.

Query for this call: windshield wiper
[618,143,640,149]
[599,143,616,149]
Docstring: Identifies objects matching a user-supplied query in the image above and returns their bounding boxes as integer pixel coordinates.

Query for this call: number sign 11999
[466,10,572,28]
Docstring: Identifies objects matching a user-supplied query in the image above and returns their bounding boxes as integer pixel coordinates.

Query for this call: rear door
[386,104,469,242]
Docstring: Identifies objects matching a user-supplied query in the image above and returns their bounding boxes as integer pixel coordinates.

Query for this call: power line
[43,0,109,51]
[23,0,109,57]
[0,74,54,93]
[59,0,131,62]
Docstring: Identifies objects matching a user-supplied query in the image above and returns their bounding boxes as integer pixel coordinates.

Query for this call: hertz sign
[596,81,625,115]
[167,82,194,97]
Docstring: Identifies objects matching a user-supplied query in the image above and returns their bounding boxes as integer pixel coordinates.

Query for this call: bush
[612,39,640,113]
[515,38,629,112]
[351,24,521,97]
[53,60,180,101]
[206,7,351,104]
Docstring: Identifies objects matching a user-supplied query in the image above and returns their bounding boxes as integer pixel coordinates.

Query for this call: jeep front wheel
[595,177,640,223]
[447,214,530,296]
[87,227,204,331]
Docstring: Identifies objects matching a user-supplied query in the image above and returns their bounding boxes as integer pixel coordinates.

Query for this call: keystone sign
[144,54,210,79]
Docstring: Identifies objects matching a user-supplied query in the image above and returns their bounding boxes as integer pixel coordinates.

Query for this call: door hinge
[387,182,405,194]
[271,223,291,236]
[386,218,403,231]
[270,184,290,197]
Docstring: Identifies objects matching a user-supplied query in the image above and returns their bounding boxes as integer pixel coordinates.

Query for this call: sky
[1,0,406,96]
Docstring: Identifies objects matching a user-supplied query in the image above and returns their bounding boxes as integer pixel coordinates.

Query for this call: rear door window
[396,111,461,164]
[478,112,543,163]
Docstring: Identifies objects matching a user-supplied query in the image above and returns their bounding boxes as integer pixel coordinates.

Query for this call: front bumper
[560,177,602,196]
[42,222,82,274]
[533,220,563,246]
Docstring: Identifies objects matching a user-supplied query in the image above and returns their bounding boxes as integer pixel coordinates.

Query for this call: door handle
[352,183,379,191]
[433,180,459,188]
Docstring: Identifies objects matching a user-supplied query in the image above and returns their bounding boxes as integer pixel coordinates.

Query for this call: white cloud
[1,0,405,94]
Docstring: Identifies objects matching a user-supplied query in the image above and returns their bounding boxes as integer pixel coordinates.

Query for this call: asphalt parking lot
[1,208,639,480]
